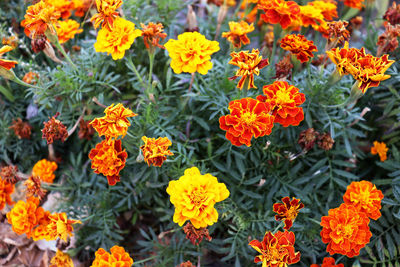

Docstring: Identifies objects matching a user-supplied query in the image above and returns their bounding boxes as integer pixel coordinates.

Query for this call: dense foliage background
[1,0,400,266]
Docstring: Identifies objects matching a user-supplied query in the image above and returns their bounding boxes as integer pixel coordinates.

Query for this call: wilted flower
[341,0,364,10]
[166,167,230,228]
[91,246,133,267]
[228,49,269,90]
[219,98,275,147]
[55,19,83,44]
[46,212,82,242]
[310,257,344,267]
[164,32,220,75]
[42,112,69,144]
[140,136,173,167]
[257,0,300,29]
[320,203,372,257]
[94,17,142,60]
[249,230,301,266]
[273,197,304,230]
[89,139,128,185]
[257,81,306,127]
[25,175,47,200]
[31,36,47,53]
[9,118,33,139]
[50,249,74,267]
[182,222,212,245]
[274,55,293,79]
[0,165,19,184]
[222,21,254,48]
[349,16,363,33]
[141,22,167,50]
[90,0,122,30]
[0,176,14,210]
[23,72,40,85]
[370,141,388,161]
[90,103,136,139]
[280,34,318,63]
[327,20,350,47]
[343,181,384,220]
[377,24,400,55]
[32,159,58,184]
[317,132,335,150]
[384,2,400,26]
[78,119,95,140]
[0,45,18,70]
[298,128,318,150]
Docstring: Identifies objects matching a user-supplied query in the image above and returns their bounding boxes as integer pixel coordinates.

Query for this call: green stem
[147,51,155,94]
[13,75,43,90]
[54,41,78,71]
[132,255,158,265]
[126,56,147,89]
[272,221,285,234]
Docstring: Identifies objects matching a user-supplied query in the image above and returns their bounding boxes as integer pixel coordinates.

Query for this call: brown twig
[67,107,87,137]
[92,97,107,108]
[188,72,195,93]
[48,144,56,162]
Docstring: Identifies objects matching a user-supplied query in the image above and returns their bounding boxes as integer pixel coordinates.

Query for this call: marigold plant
[310,257,344,267]
[91,0,123,30]
[91,245,133,267]
[32,159,58,183]
[41,113,69,144]
[140,136,173,167]
[280,34,318,63]
[257,0,300,29]
[222,21,254,48]
[50,249,74,267]
[55,19,83,44]
[166,167,230,228]
[273,196,304,230]
[370,141,388,161]
[341,0,364,10]
[141,22,167,50]
[0,46,18,70]
[9,118,32,139]
[0,176,14,210]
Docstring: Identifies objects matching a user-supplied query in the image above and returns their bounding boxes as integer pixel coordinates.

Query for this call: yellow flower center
[337,223,355,239]
[241,112,257,125]
[190,189,206,206]
[286,206,299,221]
[263,245,285,264]
[275,90,294,105]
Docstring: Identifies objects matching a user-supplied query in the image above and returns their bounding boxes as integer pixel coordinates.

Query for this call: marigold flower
[32,159,58,184]
[320,203,372,257]
[0,165,19,184]
[249,230,301,266]
[280,34,318,63]
[257,81,306,127]
[2,35,18,49]
[78,119,95,140]
[0,176,14,210]
[317,132,335,151]
[23,71,40,85]
[90,103,136,139]
[310,257,344,267]
[182,222,212,245]
[273,197,304,230]
[208,0,236,6]
[166,167,230,229]
[141,22,167,50]
[343,180,384,220]
[25,175,47,200]
[94,17,142,60]
[308,1,338,21]
[42,113,69,144]
[222,21,254,48]
[140,136,173,167]
[46,212,82,242]
[90,0,122,30]
[377,24,400,55]
[21,1,61,39]
[219,98,275,147]
[274,55,293,79]
[44,0,74,19]
[73,0,94,17]
[89,139,128,186]
[298,128,319,150]
[31,37,47,53]
[50,249,74,267]
[298,5,325,28]
[257,0,300,29]
[370,141,388,162]
[164,32,220,75]
[55,19,83,44]
[327,21,350,47]
[384,2,400,26]
[0,46,18,70]
[177,261,195,267]
[91,246,133,267]
[341,0,364,10]
[9,118,33,139]
[228,49,269,90]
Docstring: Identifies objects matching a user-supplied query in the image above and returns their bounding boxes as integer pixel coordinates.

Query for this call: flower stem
[147,51,155,94]
[188,72,196,93]
[272,221,285,234]
[132,255,158,265]
[126,56,147,89]
[12,74,43,90]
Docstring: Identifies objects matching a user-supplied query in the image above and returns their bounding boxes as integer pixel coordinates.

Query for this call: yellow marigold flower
[140,136,174,167]
[371,141,388,162]
[56,19,83,44]
[342,0,365,10]
[299,5,325,28]
[47,213,82,242]
[50,249,74,267]
[308,1,338,21]
[90,103,137,139]
[21,1,61,39]
[222,21,255,48]
[0,45,18,71]
[32,159,58,183]
[164,32,220,75]
[166,167,230,228]
[91,246,133,267]
[0,176,14,210]
[90,0,123,30]
[44,0,74,19]
[228,49,269,90]
[94,17,142,60]
[280,34,318,63]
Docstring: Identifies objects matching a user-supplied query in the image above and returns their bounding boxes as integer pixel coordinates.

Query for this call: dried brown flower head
[0,165,19,184]
[31,36,47,53]
[318,132,335,151]
[41,112,68,144]
[384,2,400,26]
[78,119,95,140]
[9,118,33,139]
[274,55,293,80]
[377,24,400,55]
[298,128,319,150]
[25,175,47,200]
[182,222,212,245]
[327,20,350,47]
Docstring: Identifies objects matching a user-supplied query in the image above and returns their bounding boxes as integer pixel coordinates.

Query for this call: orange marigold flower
[320,203,372,257]
[311,257,344,267]
[228,49,269,90]
[257,0,300,29]
[219,98,275,147]
[2,35,19,49]
[308,1,338,21]
[73,0,94,17]
[182,222,212,245]
[164,32,220,75]
[343,180,384,220]
[257,81,306,127]
[140,136,173,167]
[90,0,122,30]
[141,22,167,50]
[78,119,95,140]
[23,71,39,85]
[90,103,136,139]
[0,45,18,70]
[249,230,301,266]
[177,261,195,267]
[166,167,230,229]
[9,118,33,139]
[89,139,128,186]
[46,212,81,242]
[50,249,74,267]
[341,0,364,10]
[91,246,133,267]
[42,112,69,144]
[208,0,236,6]
[44,0,74,19]
[0,176,14,210]
[0,165,19,184]
[21,1,61,39]
[32,159,58,184]
[222,21,254,48]
[273,197,304,230]
[55,19,83,44]
[370,141,388,162]
[25,175,47,200]
[280,34,318,63]
[327,21,350,47]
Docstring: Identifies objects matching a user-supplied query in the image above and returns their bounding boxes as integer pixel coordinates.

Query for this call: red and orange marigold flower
[249,230,301,267]
[370,141,388,162]
[308,1,338,21]
[42,113,69,144]
[341,0,365,10]
[50,249,74,267]
[222,21,255,48]
[140,136,173,167]
[343,181,384,220]
[219,98,275,147]
[280,34,318,63]
[0,46,18,71]
[32,159,58,184]
[310,257,344,267]
[55,19,83,44]
[228,49,269,90]
[141,22,167,50]
[257,81,306,127]
[91,245,133,267]
[320,203,372,257]
[273,197,304,230]
[91,0,123,30]
[0,176,14,210]
[258,0,300,29]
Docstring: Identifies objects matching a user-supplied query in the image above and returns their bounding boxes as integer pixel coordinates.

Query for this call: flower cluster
[32,159,58,183]
[140,136,173,167]
[222,21,254,48]
[280,34,318,63]
[91,245,133,267]
[0,175,14,210]
[41,113,69,144]
[370,141,388,162]
[273,197,304,230]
